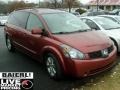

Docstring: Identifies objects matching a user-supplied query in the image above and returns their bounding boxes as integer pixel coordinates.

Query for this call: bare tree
[49,0,57,8]
[45,0,60,8]
[65,0,77,12]
[8,1,36,13]
[61,0,64,7]
[44,0,79,10]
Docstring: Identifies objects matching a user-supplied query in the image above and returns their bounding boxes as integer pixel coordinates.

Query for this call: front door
[23,13,46,56]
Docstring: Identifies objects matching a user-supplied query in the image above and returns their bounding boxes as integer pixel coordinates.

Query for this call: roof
[88,0,120,6]
[99,15,120,17]
[98,15,120,21]
[80,16,105,20]
[18,8,65,14]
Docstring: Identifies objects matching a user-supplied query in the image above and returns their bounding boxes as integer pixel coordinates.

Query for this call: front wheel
[6,35,15,52]
[45,53,63,80]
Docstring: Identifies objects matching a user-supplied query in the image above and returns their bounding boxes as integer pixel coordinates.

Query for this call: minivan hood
[53,31,111,53]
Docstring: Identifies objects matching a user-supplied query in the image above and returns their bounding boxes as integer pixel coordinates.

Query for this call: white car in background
[71,12,81,17]
[0,16,8,26]
[80,16,120,52]
[99,15,120,24]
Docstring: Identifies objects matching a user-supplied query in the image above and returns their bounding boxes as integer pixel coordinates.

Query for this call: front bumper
[65,46,117,77]
[0,21,6,26]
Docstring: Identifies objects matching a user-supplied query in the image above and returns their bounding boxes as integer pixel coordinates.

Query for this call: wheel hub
[46,57,56,77]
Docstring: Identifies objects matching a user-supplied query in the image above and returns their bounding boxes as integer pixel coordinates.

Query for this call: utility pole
[97,0,99,11]
[62,0,64,8]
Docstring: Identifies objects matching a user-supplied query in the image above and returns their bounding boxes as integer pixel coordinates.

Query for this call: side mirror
[31,28,43,35]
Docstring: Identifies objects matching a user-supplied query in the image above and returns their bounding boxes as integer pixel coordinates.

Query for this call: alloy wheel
[6,37,12,50]
[46,57,57,77]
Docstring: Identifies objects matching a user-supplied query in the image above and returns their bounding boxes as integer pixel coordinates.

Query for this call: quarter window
[7,11,29,28]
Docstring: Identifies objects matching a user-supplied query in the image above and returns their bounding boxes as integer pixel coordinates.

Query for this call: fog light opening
[84,73,88,77]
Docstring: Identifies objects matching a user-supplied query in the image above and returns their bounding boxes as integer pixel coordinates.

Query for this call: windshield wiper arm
[76,29,92,32]
[53,32,71,34]
[53,29,92,34]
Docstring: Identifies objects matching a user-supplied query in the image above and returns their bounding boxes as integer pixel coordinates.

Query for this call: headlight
[61,44,85,60]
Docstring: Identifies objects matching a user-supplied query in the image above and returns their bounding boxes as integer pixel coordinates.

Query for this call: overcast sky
[1,0,91,4]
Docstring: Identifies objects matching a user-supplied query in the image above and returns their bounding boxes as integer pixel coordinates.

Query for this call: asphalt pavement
[0,26,120,90]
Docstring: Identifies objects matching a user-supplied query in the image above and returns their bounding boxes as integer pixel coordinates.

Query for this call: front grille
[89,51,102,59]
[108,45,114,53]
[88,45,114,59]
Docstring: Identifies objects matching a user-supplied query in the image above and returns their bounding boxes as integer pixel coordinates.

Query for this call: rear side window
[26,13,43,31]
[8,11,29,28]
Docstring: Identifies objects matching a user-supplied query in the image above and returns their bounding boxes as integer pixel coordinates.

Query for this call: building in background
[87,0,120,11]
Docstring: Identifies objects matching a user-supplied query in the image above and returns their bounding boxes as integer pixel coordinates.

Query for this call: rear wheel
[6,35,15,52]
[45,53,63,80]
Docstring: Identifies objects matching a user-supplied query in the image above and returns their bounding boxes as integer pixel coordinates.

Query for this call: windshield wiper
[75,29,92,32]
[53,32,71,34]
[53,29,92,34]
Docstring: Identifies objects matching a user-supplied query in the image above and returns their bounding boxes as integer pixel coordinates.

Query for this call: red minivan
[4,8,116,79]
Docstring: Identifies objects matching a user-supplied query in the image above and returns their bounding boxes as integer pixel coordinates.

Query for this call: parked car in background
[99,15,120,24]
[71,12,80,17]
[5,9,116,80]
[81,10,109,16]
[0,15,8,26]
[81,16,120,52]
[109,9,120,15]
[88,9,109,13]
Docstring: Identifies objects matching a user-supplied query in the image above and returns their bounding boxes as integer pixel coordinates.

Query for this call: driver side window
[26,13,44,31]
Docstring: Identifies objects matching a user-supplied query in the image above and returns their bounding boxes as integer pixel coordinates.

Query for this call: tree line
[0,0,81,14]
[0,1,36,14]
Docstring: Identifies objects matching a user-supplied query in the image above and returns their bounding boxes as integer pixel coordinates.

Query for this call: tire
[112,40,118,52]
[110,38,118,52]
[6,35,15,52]
[45,53,63,80]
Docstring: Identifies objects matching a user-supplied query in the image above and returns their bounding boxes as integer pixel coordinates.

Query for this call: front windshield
[94,17,120,30]
[42,12,90,34]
